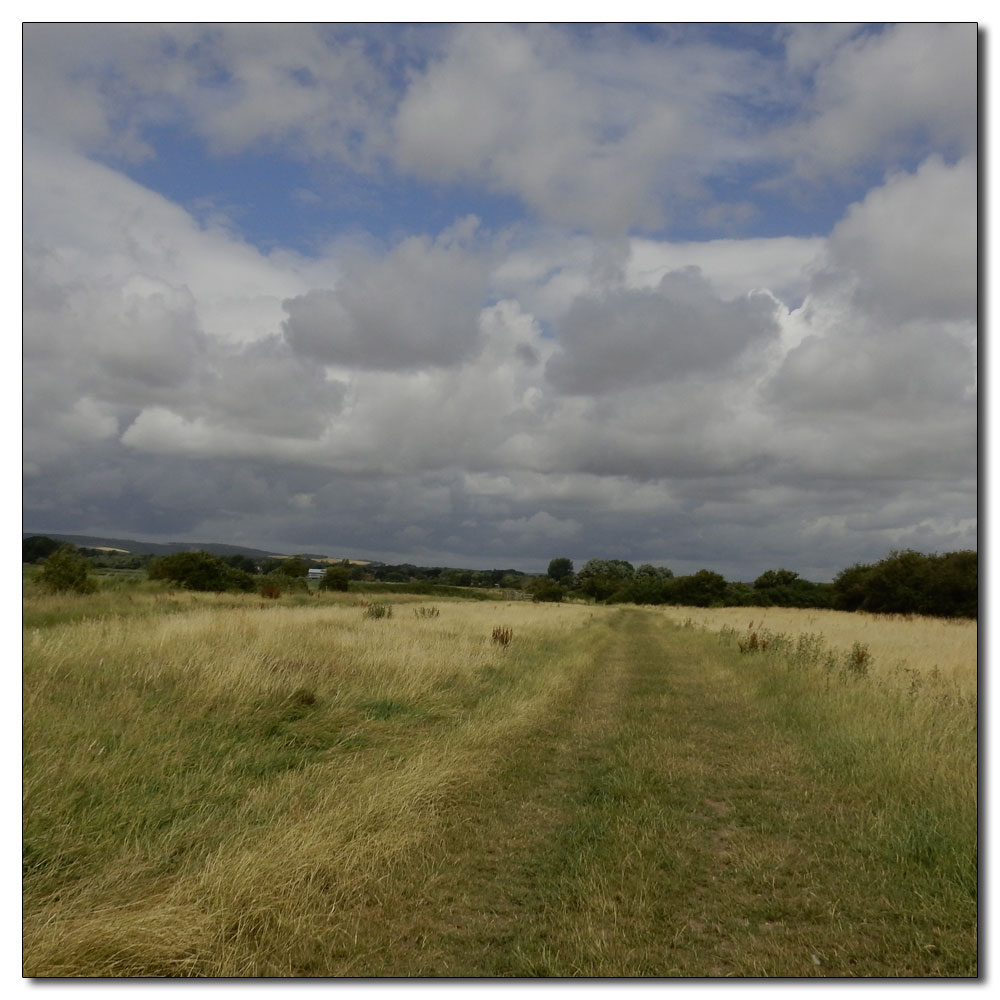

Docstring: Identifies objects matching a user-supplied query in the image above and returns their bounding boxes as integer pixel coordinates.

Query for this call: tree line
[23,536,976,618]
[536,551,976,618]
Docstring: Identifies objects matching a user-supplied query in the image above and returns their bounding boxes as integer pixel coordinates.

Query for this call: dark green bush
[39,545,97,594]
[527,577,564,602]
[23,536,64,564]
[832,550,977,618]
[147,551,255,592]
[319,566,351,592]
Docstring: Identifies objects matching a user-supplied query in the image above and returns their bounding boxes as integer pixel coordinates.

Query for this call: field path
[332,608,972,977]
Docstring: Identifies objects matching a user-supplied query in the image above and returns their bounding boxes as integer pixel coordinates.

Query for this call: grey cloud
[514,343,540,365]
[766,321,974,420]
[392,24,778,234]
[778,23,976,180]
[762,156,976,430]
[24,24,976,239]
[195,337,346,439]
[22,24,397,170]
[545,267,780,395]
[823,156,976,325]
[283,226,490,370]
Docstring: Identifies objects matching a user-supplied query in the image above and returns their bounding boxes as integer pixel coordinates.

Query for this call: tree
[276,556,309,578]
[547,557,574,583]
[574,559,635,601]
[39,545,97,594]
[222,554,259,575]
[669,569,728,607]
[832,562,874,612]
[832,550,977,618]
[147,551,255,592]
[753,569,799,590]
[636,563,673,580]
[319,565,351,592]
[23,535,63,564]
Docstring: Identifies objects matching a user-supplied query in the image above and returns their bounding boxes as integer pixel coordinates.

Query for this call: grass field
[22,583,978,977]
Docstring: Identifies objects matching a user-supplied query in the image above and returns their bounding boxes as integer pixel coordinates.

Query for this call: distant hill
[22,532,314,560]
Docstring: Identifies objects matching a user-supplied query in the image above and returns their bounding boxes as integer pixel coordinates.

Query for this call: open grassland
[658,605,977,695]
[23,587,977,977]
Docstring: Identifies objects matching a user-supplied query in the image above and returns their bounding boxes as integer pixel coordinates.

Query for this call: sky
[20,19,979,581]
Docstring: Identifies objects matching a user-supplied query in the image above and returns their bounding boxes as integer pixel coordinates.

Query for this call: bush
[528,577,564,602]
[666,570,729,607]
[260,572,309,594]
[39,546,97,594]
[832,550,977,618]
[23,536,64,564]
[147,551,255,593]
[275,556,309,578]
[319,566,351,592]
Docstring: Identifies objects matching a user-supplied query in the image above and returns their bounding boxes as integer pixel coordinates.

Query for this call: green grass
[22,596,977,977]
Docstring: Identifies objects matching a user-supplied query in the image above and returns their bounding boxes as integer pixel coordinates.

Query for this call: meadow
[22,579,978,977]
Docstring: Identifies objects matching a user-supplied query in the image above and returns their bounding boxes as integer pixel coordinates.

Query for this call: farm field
[22,587,977,977]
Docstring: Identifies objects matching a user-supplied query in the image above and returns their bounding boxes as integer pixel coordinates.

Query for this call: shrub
[832,550,977,618]
[147,551,255,593]
[262,572,308,594]
[23,535,64,564]
[319,566,351,592]
[275,556,310,578]
[528,578,564,603]
[39,545,97,594]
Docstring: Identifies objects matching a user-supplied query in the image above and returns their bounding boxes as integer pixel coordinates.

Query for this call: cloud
[393,24,771,233]
[23,24,976,238]
[776,23,976,179]
[22,23,397,169]
[545,267,781,395]
[821,155,977,325]
[282,218,490,370]
[496,511,582,543]
[20,25,977,581]
[763,156,977,427]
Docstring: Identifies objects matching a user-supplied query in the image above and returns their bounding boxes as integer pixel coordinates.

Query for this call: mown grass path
[337,609,975,978]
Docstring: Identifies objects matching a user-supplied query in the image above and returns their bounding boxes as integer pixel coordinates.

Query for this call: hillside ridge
[21,531,339,562]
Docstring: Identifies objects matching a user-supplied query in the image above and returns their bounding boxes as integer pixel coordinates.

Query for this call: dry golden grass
[23,595,614,976]
[23,590,976,977]
[657,605,977,695]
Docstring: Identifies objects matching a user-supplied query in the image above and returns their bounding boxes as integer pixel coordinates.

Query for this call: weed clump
[492,626,513,647]
[845,642,872,677]
[738,627,770,654]
[414,607,441,619]
[362,602,393,620]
